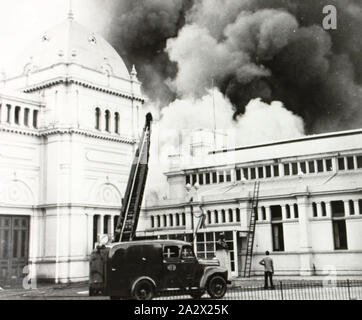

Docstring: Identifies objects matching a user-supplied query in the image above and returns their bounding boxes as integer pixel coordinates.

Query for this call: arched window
[115,112,120,134]
[228,209,233,222]
[14,106,20,125]
[95,108,101,130]
[207,210,211,224]
[163,215,167,227]
[182,212,186,226]
[312,202,318,217]
[151,216,155,228]
[286,204,291,219]
[214,210,219,224]
[176,213,180,226]
[157,216,161,228]
[169,214,173,227]
[221,210,226,223]
[262,206,266,220]
[321,202,327,216]
[294,204,299,218]
[105,110,110,132]
[236,208,240,222]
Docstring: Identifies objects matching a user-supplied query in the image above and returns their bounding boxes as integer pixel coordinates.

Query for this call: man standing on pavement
[259,251,275,289]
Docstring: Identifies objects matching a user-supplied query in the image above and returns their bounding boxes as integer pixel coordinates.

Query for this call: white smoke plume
[144,89,304,200]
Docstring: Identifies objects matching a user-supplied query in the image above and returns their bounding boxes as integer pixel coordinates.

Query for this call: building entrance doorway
[0,216,29,285]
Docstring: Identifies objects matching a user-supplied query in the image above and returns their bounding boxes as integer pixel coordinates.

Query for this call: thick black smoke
[107,0,362,134]
[108,0,192,104]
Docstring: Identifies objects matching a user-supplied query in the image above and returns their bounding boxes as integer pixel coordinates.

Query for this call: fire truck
[89,113,229,300]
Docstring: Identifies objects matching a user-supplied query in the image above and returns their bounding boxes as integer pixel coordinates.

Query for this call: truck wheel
[190,289,205,300]
[207,275,227,299]
[132,280,155,300]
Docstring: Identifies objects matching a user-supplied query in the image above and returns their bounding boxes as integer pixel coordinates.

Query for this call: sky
[0,0,111,74]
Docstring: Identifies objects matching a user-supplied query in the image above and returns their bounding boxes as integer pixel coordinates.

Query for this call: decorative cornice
[0,124,137,144]
[22,76,145,103]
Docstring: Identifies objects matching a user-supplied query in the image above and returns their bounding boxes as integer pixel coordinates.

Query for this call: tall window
[312,202,318,217]
[321,202,327,217]
[349,200,355,215]
[14,106,20,125]
[221,209,226,223]
[357,156,362,169]
[347,157,354,170]
[6,105,11,123]
[293,204,299,219]
[308,161,315,173]
[284,164,290,176]
[151,216,154,228]
[261,206,266,220]
[228,209,233,223]
[105,110,110,132]
[198,173,204,185]
[163,215,167,227]
[272,223,284,251]
[176,213,180,226]
[236,208,240,222]
[243,168,249,180]
[95,108,101,130]
[169,214,173,227]
[207,211,211,224]
[214,210,219,224]
[103,216,109,234]
[218,171,224,183]
[258,167,264,178]
[33,110,38,128]
[93,215,99,247]
[338,158,345,170]
[331,200,348,250]
[205,173,210,184]
[114,112,119,134]
[182,212,186,226]
[24,108,30,126]
[250,168,256,179]
[286,204,291,219]
[271,205,284,251]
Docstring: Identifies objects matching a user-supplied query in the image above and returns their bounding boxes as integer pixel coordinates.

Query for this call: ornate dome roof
[11,16,130,79]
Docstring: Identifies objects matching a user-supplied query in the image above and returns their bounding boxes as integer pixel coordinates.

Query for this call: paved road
[1,283,360,300]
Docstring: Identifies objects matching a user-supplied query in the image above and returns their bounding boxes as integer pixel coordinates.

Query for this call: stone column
[353,200,360,215]
[353,156,358,171]
[279,163,285,176]
[98,214,104,237]
[110,215,115,237]
[297,196,313,276]
[317,202,322,218]
[0,103,5,124]
[29,109,34,128]
[266,206,271,222]
[18,107,24,126]
[88,214,94,252]
[9,105,14,124]
[326,201,332,218]
[239,201,249,230]
[344,200,351,216]
[281,205,287,220]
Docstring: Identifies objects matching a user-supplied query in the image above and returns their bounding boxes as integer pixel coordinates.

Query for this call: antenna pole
[212,78,216,149]
[68,0,74,20]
